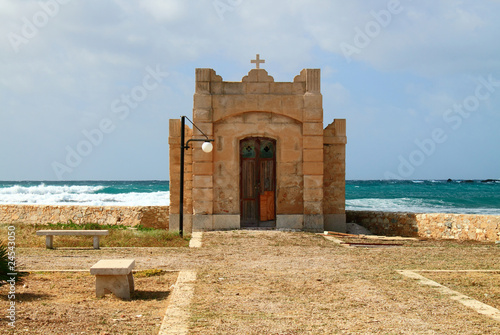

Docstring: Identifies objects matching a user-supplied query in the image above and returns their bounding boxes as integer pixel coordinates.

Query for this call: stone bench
[90,259,135,299]
[36,230,109,249]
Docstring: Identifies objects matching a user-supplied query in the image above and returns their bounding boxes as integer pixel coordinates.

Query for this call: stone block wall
[323,119,347,232]
[346,211,419,237]
[346,210,500,242]
[0,205,169,229]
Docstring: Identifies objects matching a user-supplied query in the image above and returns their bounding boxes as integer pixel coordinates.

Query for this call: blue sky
[1,0,499,181]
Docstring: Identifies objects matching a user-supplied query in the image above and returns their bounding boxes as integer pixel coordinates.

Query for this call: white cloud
[137,0,187,22]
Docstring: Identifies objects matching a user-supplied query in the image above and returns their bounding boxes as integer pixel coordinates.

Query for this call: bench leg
[45,235,53,249]
[93,236,100,249]
[95,275,132,300]
[127,272,134,293]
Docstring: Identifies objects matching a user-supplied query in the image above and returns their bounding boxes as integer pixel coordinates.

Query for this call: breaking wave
[0,182,170,206]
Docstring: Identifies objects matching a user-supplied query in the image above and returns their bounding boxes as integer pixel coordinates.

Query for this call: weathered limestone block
[223,82,245,95]
[303,136,323,149]
[304,175,323,189]
[304,108,323,121]
[303,162,324,175]
[304,188,324,202]
[193,201,213,215]
[304,95,323,109]
[303,149,323,162]
[271,82,293,95]
[90,259,135,300]
[246,82,270,94]
[304,201,322,215]
[277,187,303,214]
[192,188,214,202]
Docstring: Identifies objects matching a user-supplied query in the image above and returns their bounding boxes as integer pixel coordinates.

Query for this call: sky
[1,0,499,181]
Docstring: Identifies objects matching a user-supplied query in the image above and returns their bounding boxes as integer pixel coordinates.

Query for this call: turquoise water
[346,180,500,215]
[0,180,498,214]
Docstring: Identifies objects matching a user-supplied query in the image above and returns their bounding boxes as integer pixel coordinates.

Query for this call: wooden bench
[90,259,135,299]
[36,230,109,249]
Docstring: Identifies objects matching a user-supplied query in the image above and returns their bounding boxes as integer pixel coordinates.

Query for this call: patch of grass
[41,219,128,231]
[134,269,166,278]
[0,223,189,248]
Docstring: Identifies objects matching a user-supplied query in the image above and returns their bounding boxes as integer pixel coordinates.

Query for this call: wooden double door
[240,137,276,228]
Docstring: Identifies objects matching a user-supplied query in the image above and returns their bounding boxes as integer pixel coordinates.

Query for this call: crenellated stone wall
[0,205,169,229]
[346,210,500,242]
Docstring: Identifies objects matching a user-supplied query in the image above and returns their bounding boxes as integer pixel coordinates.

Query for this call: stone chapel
[169,56,347,233]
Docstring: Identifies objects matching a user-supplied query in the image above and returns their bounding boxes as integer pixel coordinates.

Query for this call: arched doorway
[240,137,276,228]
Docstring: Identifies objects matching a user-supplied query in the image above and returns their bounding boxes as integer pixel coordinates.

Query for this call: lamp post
[179,116,214,237]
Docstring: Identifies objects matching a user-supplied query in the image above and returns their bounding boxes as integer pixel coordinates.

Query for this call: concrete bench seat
[36,230,109,249]
[90,259,135,299]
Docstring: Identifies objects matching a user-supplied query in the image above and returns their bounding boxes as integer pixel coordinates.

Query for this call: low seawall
[0,205,169,229]
[346,210,500,242]
[1,205,498,240]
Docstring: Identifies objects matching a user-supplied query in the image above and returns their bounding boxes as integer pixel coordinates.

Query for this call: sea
[0,180,499,215]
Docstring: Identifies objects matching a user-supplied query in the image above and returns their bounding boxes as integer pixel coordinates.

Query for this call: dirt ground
[1,231,500,334]
[1,271,178,334]
[190,231,500,334]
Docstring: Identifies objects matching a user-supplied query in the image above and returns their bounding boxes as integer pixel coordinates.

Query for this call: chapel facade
[169,57,346,233]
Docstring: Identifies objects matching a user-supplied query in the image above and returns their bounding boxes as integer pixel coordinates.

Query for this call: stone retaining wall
[2,205,498,240]
[0,205,169,229]
[346,210,500,242]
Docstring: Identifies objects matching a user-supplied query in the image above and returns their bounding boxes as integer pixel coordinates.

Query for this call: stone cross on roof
[251,54,265,69]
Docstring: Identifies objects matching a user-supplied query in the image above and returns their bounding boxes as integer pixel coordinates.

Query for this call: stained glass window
[241,141,256,158]
[260,140,274,159]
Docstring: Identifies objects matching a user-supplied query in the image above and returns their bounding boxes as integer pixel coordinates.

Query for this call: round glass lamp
[202,141,213,153]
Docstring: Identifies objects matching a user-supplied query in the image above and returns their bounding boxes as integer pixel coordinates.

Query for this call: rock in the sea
[481,179,499,183]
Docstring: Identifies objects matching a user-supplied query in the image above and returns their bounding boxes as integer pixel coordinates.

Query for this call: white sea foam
[0,184,170,206]
[346,198,500,215]
[0,184,105,195]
